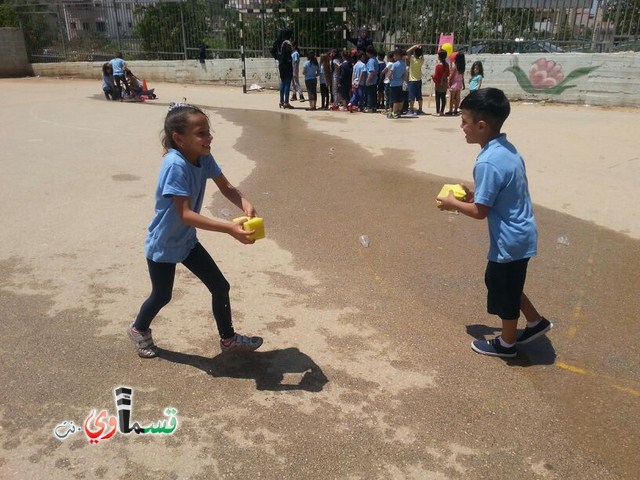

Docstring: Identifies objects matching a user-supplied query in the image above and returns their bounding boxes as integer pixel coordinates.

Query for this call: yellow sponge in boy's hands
[233,216,265,240]
[436,184,466,205]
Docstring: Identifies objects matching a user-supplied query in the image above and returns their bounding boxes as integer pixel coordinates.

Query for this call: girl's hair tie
[168,98,189,112]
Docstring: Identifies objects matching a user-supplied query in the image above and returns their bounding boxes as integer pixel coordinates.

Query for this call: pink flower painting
[528,59,565,89]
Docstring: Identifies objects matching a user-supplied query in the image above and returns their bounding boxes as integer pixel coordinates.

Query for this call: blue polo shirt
[366,56,378,85]
[473,134,537,263]
[110,57,125,76]
[389,60,406,87]
[145,148,222,263]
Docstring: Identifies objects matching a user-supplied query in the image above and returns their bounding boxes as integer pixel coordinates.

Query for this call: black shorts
[484,258,529,320]
[389,85,403,104]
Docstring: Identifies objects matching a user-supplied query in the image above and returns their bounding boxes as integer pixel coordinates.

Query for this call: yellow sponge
[436,184,466,205]
[233,216,265,240]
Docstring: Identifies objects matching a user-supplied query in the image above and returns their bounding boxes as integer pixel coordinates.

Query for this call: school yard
[0,77,639,479]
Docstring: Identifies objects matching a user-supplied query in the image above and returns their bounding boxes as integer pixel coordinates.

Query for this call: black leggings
[435,91,446,114]
[133,243,234,339]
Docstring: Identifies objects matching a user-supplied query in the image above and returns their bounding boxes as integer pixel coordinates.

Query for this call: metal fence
[9,0,640,63]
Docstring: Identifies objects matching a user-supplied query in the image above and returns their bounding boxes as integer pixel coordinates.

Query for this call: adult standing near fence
[110,52,130,96]
[274,29,295,109]
[347,27,373,53]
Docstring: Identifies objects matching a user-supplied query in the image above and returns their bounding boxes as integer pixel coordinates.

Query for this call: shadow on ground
[156,347,329,392]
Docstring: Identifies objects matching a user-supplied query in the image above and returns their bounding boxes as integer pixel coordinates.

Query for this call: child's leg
[182,243,234,339]
[520,292,542,323]
[501,319,518,344]
[133,260,176,332]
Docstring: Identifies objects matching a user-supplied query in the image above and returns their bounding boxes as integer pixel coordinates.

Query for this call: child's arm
[172,195,255,244]
[437,189,489,220]
[213,173,257,217]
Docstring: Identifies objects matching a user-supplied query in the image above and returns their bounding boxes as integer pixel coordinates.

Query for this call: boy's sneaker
[471,337,517,358]
[220,333,263,354]
[416,109,427,115]
[127,323,158,358]
[299,95,306,102]
[290,94,298,101]
[517,317,553,344]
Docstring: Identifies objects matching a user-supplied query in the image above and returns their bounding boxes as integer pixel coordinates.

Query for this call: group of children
[286,44,485,119]
[127,87,553,360]
[101,52,157,102]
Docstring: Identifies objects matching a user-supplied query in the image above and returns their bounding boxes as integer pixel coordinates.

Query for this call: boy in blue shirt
[364,45,379,113]
[348,51,366,111]
[437,88,552,358]
[387,49,407,119]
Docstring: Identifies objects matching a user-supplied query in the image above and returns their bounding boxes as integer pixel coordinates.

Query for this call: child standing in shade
[447,52,466,115]
[303,51,320,111]
[436,88,552,358]
[128,102,263,358]
[319,53,331,110]
[387,49,407,119]
[469,60,484,93]
[431,49,449,116]
[290,42,305,102]
[348,51,366,111]
[406,44,426,115]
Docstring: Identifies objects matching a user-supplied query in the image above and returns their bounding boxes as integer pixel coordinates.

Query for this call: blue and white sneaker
[517,317,553,344]
[471,337,517,358]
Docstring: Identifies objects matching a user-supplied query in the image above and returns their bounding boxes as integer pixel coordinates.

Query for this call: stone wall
[30,52,640,107]
[0,28,32,77]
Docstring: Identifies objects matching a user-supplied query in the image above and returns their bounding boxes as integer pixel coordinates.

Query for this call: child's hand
[230,219,256,244]
[460,184,474,202]
[436,191,457,211]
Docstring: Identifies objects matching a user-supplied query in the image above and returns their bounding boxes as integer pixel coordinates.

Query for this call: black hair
[162,103,208,153]
[102,62,112,75]
[366,45,376,55]
[377,51,385,59]
[454,52,466,74]
[459,88,510,132]
[471,60,484,77]
[414,47,423,58]
[307,50,319,66]
[438,49,447,63]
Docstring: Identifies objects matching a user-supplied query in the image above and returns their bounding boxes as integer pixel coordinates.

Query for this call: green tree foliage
[0,1,19,27]
[134,0,213,58]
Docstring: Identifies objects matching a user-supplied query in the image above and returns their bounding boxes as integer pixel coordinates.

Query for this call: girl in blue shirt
[302,51,320,110]
[128,102,263,358]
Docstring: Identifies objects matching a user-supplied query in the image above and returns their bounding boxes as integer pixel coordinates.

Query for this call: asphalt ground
[0,77,639,479]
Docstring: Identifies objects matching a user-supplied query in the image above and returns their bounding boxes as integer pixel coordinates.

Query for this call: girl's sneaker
[127,323,158,358]
[220,333,263,354]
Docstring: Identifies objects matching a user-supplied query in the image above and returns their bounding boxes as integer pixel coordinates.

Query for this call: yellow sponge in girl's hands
[436,184,466,205]
[233,216,265,240]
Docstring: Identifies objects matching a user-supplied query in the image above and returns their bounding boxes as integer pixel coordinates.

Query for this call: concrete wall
[0,28,32,77]
[31,52,640,107]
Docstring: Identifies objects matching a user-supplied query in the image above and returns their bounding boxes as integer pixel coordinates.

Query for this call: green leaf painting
[506,59,600,95]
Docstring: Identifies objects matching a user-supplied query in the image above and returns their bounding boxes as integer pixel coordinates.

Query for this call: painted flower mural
[505,58,600,95]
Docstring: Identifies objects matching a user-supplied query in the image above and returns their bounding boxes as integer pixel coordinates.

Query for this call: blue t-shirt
[145,148,222,263]
[473,134,537,263]
[469,74,483,92]
[352,60,365,85]
[292,50,300,66]
[389,60,406,87]
[110,57,125,76]
[303,60,319,80]
[365,56,378,85]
